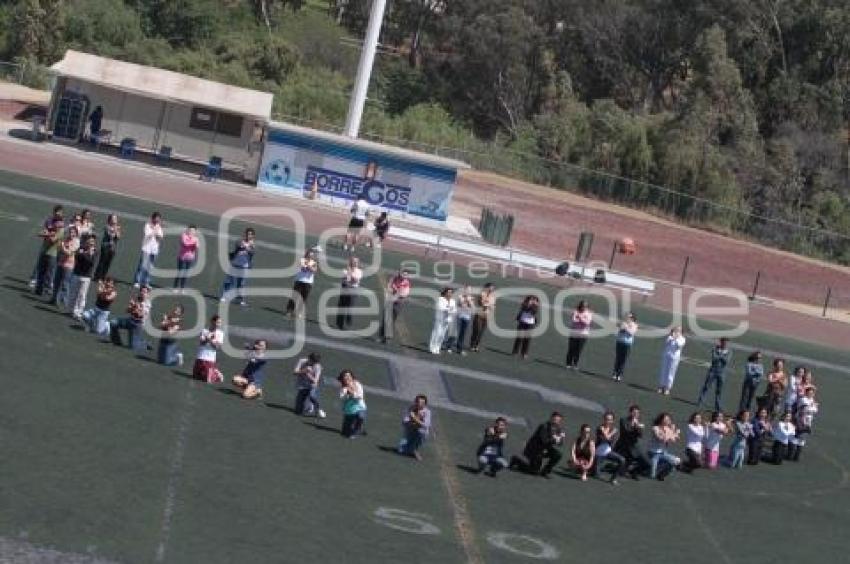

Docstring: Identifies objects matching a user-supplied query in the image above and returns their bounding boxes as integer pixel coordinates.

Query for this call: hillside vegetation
[1,0,849,263]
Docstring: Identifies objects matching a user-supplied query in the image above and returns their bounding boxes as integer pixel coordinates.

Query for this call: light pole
[343,0,387,138]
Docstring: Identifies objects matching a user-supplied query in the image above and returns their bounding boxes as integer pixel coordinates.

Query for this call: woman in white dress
[429,287,456,354]
[658,326,686,395]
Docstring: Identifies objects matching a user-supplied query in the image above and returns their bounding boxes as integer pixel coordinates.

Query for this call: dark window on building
[189,107,216,131]
[215,112,244,137]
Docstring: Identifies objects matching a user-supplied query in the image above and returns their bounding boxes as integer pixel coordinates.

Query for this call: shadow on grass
[456,464,482,475]
[302,421,342,434]
[265,402,297,414]
[553,469,582,480]
[170,369,196,380]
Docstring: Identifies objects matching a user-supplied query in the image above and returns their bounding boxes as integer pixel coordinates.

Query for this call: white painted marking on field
[485,532,560,560]
[154,384,196,563]
[3,183,846,380]
[0,537,119,563]
[0,210,27,222]
[373,507,442,535]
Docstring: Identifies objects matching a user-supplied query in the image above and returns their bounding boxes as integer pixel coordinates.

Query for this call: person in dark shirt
[510,412,565,478]
[89,106,103,139]
[696,337,732,412]
[476,417,508,477]
[232,340,268,399]
[614,404,649,479]
[70,236,98,320]
[94,214,121,281]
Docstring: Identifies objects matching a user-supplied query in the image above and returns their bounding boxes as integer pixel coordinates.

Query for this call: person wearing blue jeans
[82,277,117,339]
[697,338,732,412]
[398,395,432,460]
[729,410,754,469]
[110,286,151,353]
[294,353,325,417]
[221,228,255,305]
[739,351,764,413]
[445,286,473,354]
[648,413,681,480]
[133,212,163,288]
[156,305,184,366]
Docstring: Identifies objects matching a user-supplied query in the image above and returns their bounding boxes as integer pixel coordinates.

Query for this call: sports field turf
[0,169,848,563]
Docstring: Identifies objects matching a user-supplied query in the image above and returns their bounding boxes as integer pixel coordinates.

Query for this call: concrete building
[47,50,272,180]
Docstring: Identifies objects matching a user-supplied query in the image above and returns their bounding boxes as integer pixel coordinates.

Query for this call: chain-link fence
[274,111,850,269]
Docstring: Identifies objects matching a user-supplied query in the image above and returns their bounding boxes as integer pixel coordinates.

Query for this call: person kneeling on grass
[476,418,508,477]
[293,353,324,417]
[193,315,224,383]
[109,285,151,353]
[570,424,595,481]
[82,276,117,339]
[157,304,184,367]
[510,412,565,478]
[339,370,367,438]
[398,395,432,461]
[232,340,268,399]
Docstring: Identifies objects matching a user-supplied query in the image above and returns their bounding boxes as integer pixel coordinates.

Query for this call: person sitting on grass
[729,410,754,469]
[747,407,771,465]
[398,394,432,461]
[82,276,117,339]
[570,424,595,481]
[510,412,565,478]
[109,285,151,353]
[703,411,730,470]
[339,370,367,438]
[157,304,184,367]
[681,412,707,473]
[193,315,224,383]
[771,411,795,465]
[232,340,268,399]
[648,412,681,481]
[293,353,324,417]
[789,387,818,462]
[476,417,508,477]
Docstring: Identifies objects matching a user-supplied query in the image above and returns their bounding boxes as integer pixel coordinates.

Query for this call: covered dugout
[47,50,272,180]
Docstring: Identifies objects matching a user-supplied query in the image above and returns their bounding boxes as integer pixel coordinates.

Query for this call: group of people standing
[26,203,824,480]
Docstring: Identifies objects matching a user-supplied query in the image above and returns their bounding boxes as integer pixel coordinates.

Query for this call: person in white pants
[429,288,456,354]
[71,237,98,320]
[658,326,686,395]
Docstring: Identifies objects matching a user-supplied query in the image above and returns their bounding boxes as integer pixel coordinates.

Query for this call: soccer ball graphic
[262,159,292,187]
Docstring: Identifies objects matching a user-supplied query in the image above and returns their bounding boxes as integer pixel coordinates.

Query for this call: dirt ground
[454,170,850,315]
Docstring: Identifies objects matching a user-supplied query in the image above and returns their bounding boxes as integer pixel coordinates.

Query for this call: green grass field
[0,169,848,564]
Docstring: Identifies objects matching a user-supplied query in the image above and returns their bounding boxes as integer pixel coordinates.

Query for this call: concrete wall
[59,78,256,169]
